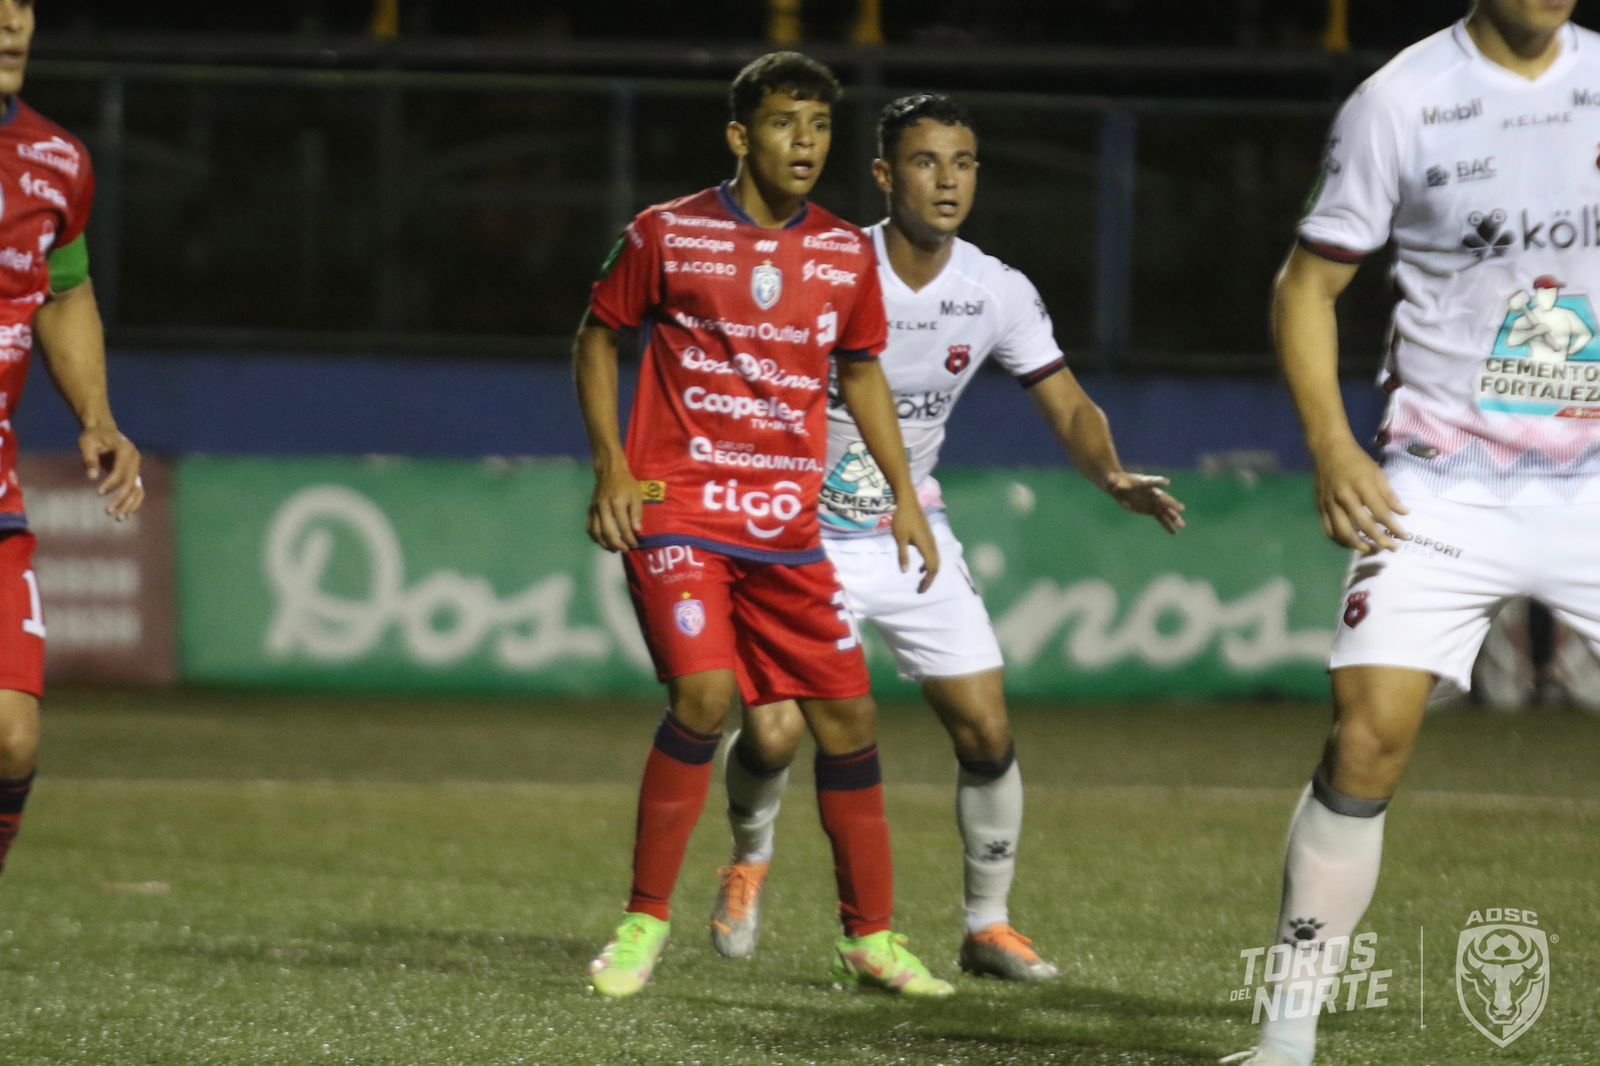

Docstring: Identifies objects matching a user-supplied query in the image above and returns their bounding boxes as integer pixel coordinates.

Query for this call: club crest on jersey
[751,261,782,310]
[945,345,971,375]
[1342,590,1369,628]
[674,596,707,637]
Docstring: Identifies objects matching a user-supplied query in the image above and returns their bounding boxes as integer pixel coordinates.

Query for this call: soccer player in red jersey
[0,0,146,878]
[574,52,951,999]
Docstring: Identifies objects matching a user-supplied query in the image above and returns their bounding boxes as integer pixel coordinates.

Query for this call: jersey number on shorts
[832,589,861,652]
[21,569,44,639]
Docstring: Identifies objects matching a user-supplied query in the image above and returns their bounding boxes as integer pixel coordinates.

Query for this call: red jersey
[0,100,95,532]
[590,184,887,564]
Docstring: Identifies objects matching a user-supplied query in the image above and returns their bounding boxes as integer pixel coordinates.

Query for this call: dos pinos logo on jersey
[751,261,782,310]
[1456,908,1550,1048]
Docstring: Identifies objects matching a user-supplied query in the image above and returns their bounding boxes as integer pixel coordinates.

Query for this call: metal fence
[28,59,1393,373]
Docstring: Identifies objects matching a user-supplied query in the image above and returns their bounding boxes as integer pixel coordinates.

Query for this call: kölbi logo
[1456,907,1550,1048]
[1461,203,1600,264]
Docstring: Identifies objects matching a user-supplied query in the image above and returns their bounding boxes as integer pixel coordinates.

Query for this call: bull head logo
[1456,920,1549,1047]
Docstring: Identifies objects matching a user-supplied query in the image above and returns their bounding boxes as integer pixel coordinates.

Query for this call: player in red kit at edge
[574,52,953,999]
[0,0,145,878]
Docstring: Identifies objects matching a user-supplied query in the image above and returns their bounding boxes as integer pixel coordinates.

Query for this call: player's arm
[834,357,940,591]
[573,308,642,552]
[1273,243,1407,553]
[1029,369,1185,534]
[33,268,143,521]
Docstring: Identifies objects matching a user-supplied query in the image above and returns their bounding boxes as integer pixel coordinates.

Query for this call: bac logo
[1342,590,1369,628]
[945,344,971,375]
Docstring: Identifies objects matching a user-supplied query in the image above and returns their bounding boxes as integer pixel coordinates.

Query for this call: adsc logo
[1456,907,1551,1048]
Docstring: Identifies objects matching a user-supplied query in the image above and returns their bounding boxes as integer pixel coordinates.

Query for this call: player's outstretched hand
[80,425,143,521]
[587,464,644,552]
[1105,472,1186,534]
[1313,437,1409,555]
[892,501,941,593]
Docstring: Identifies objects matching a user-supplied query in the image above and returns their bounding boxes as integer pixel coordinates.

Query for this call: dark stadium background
[18,0,1485,464]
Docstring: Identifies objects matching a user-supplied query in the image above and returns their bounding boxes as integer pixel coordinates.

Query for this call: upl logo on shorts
[1456,907,1550,1048]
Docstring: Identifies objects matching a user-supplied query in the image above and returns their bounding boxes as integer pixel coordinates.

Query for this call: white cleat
[709,859,770,959]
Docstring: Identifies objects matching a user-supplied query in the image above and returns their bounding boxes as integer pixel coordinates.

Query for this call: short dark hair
[728,52,842,127]
[877,93,977,161]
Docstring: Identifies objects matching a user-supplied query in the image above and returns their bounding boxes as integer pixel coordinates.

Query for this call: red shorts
[624,544,870,705]
[0,533,45,698]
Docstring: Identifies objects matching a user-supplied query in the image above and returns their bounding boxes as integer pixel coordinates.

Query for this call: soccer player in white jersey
[1224,2,1599,1063]
[707,93,1186,981]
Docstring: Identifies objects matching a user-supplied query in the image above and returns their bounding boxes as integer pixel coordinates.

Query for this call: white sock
[1259,773,1387,1066]
[956,752,1023,934]
[723,730,789,865]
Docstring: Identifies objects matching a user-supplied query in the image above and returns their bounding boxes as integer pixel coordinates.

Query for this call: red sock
[816,746,893,938]
[626,714,720,922]
[0,771,35,876]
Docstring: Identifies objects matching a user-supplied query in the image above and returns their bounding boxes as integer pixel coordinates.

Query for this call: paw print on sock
[1285,917,1325,944]
[983,840,1014,861]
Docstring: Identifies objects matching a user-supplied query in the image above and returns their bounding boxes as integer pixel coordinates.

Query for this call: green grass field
[0,690,1596,1065]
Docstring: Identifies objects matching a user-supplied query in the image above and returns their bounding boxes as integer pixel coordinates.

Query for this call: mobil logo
[702,478,805,540]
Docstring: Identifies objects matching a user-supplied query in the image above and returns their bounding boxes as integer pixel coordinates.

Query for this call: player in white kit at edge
[708,92,1186,981]
[1227,1,1600,1063]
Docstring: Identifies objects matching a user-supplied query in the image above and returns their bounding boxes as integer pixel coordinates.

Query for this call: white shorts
[823,517,1004,683]
[1328,492,1600,699]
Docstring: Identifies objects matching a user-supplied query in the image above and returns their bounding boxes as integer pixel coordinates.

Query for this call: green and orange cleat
[588,912,670,999]
[831,930,955,998]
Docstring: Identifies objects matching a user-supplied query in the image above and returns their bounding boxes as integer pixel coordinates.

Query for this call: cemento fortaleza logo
[1479,277,1600,417]
[1456,908,1551,1049]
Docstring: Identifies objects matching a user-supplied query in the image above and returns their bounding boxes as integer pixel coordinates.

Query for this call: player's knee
[739,705,805,770]
[669,691,735,735]
[801,696,876,754]
[956,740,1015,782]
[1325,718,1411,794]
[950,717,1012,766]
[0,702,40,777]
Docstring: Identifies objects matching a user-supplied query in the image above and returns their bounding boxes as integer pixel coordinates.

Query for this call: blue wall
[13,350,1387,471]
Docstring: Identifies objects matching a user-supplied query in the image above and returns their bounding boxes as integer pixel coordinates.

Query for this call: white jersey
[1301,20,1600,505]
[818,223,1065,535]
